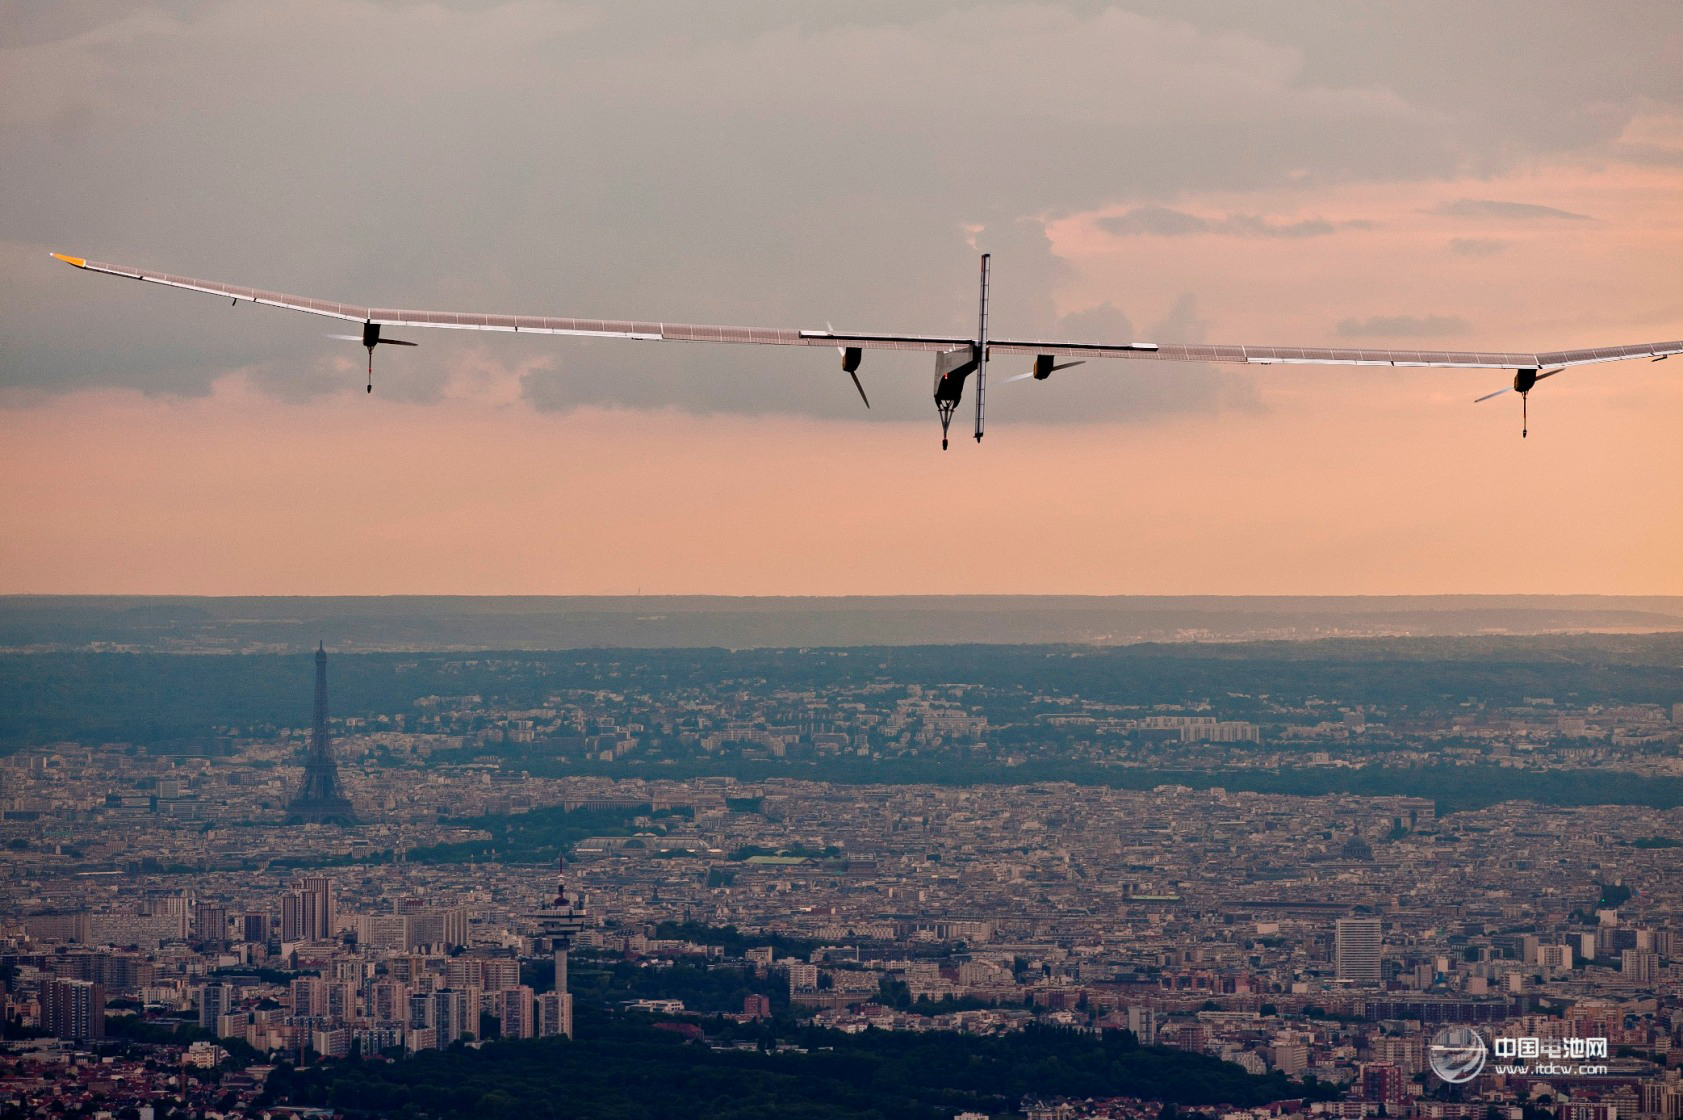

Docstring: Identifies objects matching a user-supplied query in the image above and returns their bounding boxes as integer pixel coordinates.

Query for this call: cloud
[1223,214,1376,238]
[1449,238,1510,256]
[1097,207,1373,239]
[1433,198,1593,221]
[1150,294,1212,345]
[1098,207,1213,237]
[1054,302,1136,345]
[4,0,1677,425]
[978,292,1265,424]
[1335,314,1470,339]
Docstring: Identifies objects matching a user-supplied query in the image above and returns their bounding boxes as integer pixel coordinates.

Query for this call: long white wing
[990,337,1683,370]
[51,253,1683,371]
[50,253,970,354]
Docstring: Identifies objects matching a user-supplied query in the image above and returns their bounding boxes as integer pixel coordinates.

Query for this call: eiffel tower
[286,643,356,826]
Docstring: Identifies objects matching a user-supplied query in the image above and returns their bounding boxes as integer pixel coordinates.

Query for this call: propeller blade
[328,332,416,346]
[1533,366,1563,382]
[829,322,869,409]
[1007,359,1086,383]
[1474,387,1511,403]
[848,370,870,409]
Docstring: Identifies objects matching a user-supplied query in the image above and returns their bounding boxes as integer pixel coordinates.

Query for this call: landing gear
[345,320,416,394]
[937,398,957,451]
[1474,366,1558,438]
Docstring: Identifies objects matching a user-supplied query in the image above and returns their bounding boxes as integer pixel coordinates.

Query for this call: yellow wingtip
[50,252,87,268]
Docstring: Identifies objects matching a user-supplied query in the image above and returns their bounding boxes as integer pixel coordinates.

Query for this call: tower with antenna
[528,857,589,1038]
[285,643,357,826]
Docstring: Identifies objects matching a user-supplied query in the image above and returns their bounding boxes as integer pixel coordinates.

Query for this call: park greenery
[263,1010,1333,1120]
[401,802,660,865]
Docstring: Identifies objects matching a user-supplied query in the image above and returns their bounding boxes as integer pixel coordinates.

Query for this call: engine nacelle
[841,346,862,374]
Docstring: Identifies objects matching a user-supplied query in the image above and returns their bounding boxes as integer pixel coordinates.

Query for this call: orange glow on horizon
[6,120,1683,596]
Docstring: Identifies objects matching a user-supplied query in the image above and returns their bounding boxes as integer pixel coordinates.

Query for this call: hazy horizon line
[7,593,1683,602]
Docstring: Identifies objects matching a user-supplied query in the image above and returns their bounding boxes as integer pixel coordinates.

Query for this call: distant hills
[1,594,1681,653]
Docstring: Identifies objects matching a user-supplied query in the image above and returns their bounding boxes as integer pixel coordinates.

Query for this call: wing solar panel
[50,253,1683,377]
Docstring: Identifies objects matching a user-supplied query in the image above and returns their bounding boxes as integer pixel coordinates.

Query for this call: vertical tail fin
[974,253,990,442]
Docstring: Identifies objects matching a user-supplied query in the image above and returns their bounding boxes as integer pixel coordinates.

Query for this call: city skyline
[3,636,1680,1115]
[3,611,1681,1119]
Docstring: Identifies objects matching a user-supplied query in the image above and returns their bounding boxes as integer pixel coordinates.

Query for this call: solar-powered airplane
[50,251,1681,447]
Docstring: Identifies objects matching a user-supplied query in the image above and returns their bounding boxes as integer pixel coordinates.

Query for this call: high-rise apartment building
[290,976,330,1019]
[1126,1005,1158,1046]
[1361,1062,1406,1105]
[1623,949,1659,983]
[1271,1039,1308,1074]
[194,903,228,946]
[537,990,573,1039]
[1335,918,1383,984]
[368,978,408,1023]
[430,988,475,1047]
[787,961,820,996]
[480,958,521,992]
[199,982,230,1032]
[1371,1034,1425,1076]
[281,876,337,942]
[240,911,270,945]
[43,978,105,1041]
[497,986,535,1039]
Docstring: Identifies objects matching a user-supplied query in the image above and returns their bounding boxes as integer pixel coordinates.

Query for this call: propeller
[1475,367,1562,438]
[328,327,417,392]
[1474,367,1563,404]
[326,332,418,349]
[828,323,869,409]
[1004,356,1086,383]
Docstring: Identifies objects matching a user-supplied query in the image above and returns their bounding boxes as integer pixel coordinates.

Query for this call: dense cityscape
[2,638,1682,1119]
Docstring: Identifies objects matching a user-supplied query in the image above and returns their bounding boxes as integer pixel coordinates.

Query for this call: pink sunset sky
[3,2,1681,595]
